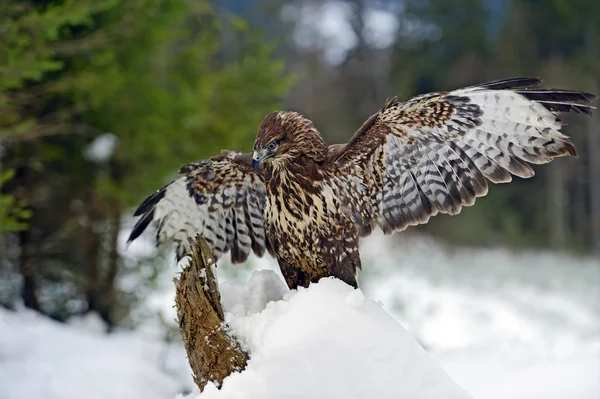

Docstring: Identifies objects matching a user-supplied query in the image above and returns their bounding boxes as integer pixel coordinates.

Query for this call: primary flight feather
[128,78,596,289]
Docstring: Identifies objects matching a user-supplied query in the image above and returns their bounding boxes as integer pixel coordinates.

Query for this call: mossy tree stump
[174,235,249,391]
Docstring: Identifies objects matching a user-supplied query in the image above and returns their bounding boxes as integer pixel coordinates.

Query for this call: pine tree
[0,0,293,324]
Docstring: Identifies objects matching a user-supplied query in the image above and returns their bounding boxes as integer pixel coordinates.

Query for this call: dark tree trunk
[15,163,40,311]
[99,201,121,327]
[18,227,40,310]
[84,192,101,314]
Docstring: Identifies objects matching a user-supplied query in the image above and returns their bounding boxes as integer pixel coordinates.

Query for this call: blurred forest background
[0,0,598,327]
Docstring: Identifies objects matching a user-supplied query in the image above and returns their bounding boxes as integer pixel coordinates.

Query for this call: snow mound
[190,272,471,399]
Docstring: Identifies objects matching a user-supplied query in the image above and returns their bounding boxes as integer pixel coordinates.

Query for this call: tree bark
[101,160,126,327]
[18,227,40,310]
[174,235,248,391]
[15,164,40,310]
[100,201,122,328]
[84,192,101,314]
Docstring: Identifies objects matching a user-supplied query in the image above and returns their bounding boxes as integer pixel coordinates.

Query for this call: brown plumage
[128,78,596,289]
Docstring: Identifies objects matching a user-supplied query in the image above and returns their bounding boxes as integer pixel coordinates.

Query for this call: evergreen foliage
[0,0,292,324]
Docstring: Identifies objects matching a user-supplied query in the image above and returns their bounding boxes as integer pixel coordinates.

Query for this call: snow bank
[440,348,600,399]
[191,272,471,399]
[481,356,600,399]
[0,308,192,399]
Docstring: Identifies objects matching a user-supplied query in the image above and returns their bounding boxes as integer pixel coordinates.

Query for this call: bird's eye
[265,141,278,151]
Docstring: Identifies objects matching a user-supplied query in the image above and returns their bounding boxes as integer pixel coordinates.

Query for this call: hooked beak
[252,149,267,170]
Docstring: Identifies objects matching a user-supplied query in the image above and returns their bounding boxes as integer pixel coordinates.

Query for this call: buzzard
[128,78,596,289]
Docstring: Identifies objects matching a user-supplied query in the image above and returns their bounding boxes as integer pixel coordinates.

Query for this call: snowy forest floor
[1,232,599,399]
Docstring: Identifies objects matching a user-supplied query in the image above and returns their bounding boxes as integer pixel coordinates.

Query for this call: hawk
[128,78,596,289]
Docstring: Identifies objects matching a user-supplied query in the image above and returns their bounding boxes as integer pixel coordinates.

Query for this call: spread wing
[127,151,270,262]
[331,77,597,235]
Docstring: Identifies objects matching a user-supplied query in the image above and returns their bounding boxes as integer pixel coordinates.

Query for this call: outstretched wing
[331,77,596,235]
[128,151,270,262]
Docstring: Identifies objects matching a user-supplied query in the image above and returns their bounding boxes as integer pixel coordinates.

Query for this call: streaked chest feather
[264,170,337,235]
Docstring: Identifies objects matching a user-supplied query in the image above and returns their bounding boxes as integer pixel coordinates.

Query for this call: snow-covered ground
[1,232,599,399]
[0,308,192,399]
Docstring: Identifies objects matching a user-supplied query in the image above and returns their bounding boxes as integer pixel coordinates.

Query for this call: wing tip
[516,88,597,116]
[129,187,167,244]
[478,77,543,90]
[581,92,598,102]
[127,209,155,244]
[133,188,166,217]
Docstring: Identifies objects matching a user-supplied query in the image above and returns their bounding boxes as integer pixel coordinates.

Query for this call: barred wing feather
[127,151,269,262]
[334,77,596,235]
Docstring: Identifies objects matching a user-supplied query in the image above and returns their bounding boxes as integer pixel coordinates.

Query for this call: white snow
[0,307,193,399]
[1,231,599,399]
[192,274,470,399]
[444,352,600,399]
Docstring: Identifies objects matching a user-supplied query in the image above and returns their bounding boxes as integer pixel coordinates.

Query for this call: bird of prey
[128,78,596,289]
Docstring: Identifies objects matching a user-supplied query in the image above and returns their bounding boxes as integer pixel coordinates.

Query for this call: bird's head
[252,111,328,171]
